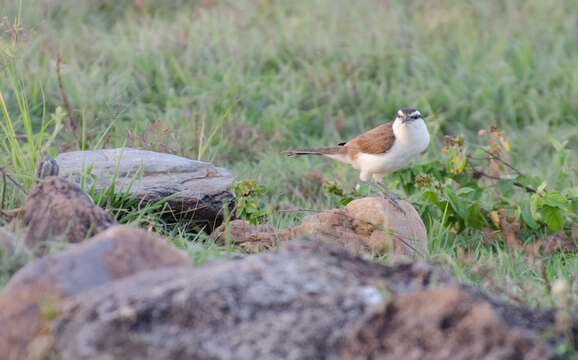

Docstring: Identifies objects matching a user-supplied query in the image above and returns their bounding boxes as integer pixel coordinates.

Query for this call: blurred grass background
[2,0,577,162]
[0,0,577,309]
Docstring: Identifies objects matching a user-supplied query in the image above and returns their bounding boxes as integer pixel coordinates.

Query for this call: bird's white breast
[354,119,429,179]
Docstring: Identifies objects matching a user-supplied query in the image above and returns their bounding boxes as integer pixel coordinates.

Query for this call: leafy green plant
[322,181,360,206]
[231,180,267,225]
[392,126,576,248]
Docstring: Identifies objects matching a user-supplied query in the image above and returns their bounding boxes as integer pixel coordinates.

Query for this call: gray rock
[49,238,564,360]
[53,148,234,229]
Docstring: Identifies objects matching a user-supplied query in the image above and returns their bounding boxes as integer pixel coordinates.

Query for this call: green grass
[0,0,577,321]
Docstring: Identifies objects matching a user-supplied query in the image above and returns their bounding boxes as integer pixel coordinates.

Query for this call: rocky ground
[0,149,575,360]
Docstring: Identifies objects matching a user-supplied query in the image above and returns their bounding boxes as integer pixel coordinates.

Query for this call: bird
[284,108,430,214]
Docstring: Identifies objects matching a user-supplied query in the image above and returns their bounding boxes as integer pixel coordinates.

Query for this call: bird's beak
[402,115,409,123]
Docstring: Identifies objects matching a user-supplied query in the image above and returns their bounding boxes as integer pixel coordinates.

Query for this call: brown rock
[0,225,190,360]
[346,197,427,255]
[341,286,553,360]
[9,177,115,254]
[214,218,284,252]
[47,238,568,360]
[299,209,368,253]
[214,197,428,257]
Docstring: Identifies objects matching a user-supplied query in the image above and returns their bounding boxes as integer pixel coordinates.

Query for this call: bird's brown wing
[342,122,395,154]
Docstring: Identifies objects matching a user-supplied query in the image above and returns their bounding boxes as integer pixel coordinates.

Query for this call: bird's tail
[283,147,346,157]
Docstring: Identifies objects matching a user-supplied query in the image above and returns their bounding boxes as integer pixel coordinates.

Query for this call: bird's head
[396,108,423,124]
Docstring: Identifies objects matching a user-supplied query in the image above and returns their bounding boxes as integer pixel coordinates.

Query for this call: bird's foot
[362,180,406,215]
[380,193,406,215]
[387,195,405,215]
[385,193,400,200]
[364,181,405,215]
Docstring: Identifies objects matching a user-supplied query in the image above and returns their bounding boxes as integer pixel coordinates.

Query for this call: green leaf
[521,203,538,229]
[530,193,541,218]
[565,187,578,198]
[549,137,567,151]
[340,197,354,206]
[47,146,59,158]
[514,174,539,189]
[456,187,475,196]
[443,185,460,213]
[537,181,547,194]
[499,178,514,197]
[400,170,412,184]
[514,206,521,219]
[465,203,486,229]
[542,190,569,209]
[571,199,578,216]
[541,205,563,231]
[555,150,568,168]
[422,190,438,204]
[472,149,486,158]
[464,181,484,201]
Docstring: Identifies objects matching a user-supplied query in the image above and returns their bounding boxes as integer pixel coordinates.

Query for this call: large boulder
[8,177,115,254]
[0,225,190,360]
[213,197,428,257]
[47,238,564,360]
[52,148,234,229]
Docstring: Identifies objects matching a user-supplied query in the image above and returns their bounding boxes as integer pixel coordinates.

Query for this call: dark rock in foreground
[53,148,234,229]
[50,238,561,360]
[0,225,190,360]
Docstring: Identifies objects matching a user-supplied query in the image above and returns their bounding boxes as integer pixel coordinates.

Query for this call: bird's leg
[375,180,400,199]
[375,180,420,213]
[362,180,406,215]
